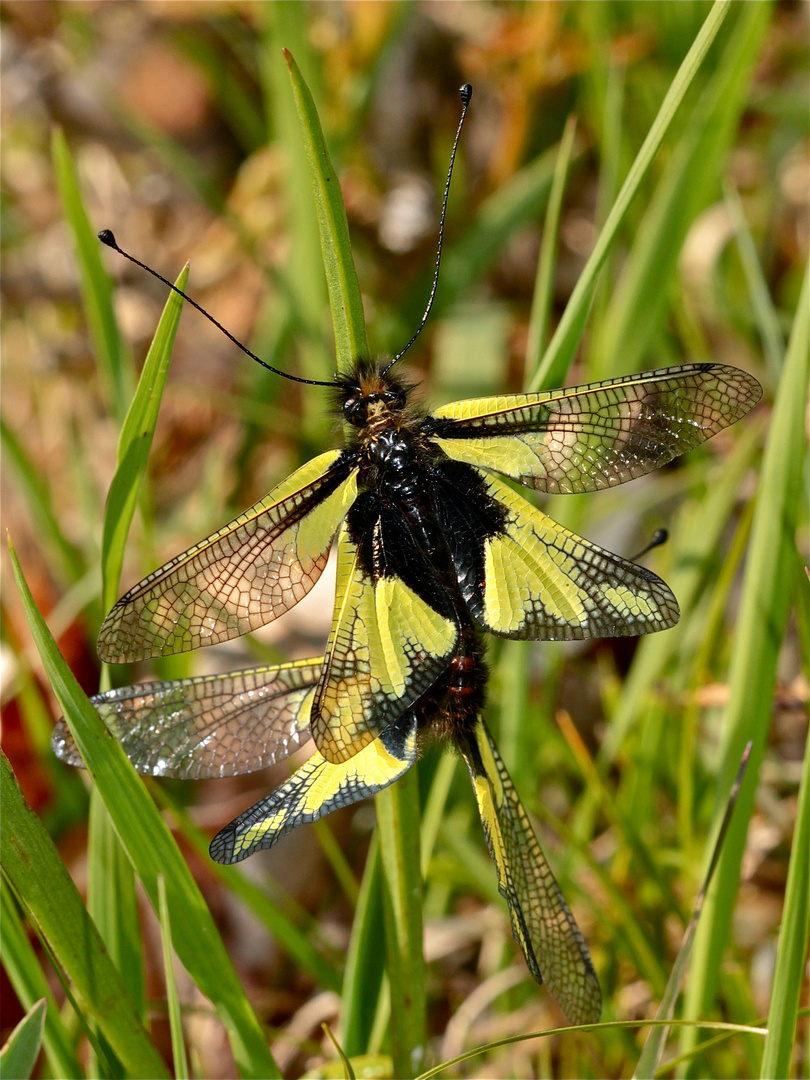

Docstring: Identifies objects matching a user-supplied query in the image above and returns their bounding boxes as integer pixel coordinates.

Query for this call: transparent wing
[428,364,761,493]
[311,512,459,764]
[98,451,358,662]
[210,709,419,863]
[51,658,324,779]
[459,717,601,1026]
[434,470,679,640]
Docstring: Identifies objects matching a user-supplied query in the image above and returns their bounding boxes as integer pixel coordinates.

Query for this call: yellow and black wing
[52,658,324,778]
[210,709,419,863]
[432,467,679,640]
[311,503,459,764]
[458,716,601,1026]
[98,451,358,663]
[428,363,761,493]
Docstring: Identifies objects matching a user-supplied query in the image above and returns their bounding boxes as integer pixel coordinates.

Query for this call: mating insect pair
[52,84,761,1025]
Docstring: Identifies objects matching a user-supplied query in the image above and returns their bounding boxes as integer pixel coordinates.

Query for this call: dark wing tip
[209,824,238,865]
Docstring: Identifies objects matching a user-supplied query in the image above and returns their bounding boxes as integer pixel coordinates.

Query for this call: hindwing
[210,709,419,863]
[98,451,358,663]
[311,501,459,764]
[459,716,602,1026]
[432,465,679,640]
[52,658,323,778]
[428,364,761,493]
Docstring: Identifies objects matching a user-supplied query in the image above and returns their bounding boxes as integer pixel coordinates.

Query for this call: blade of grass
[283,48,369,373]
[51,128,130,422]
[724,178,786,386]
[529,0,733,391]
[155,785,342,992]
[259,11,332,441]
[100,264,188,613]
[0,998,47,1080]
[525,115,578,379]
[376,769,425,1079]
[683,263,809,1050]
[0,880,83,1080]
[10,545,280,1080]
[759,724,810,1078]
[589,1,771,381]
[158,874,190,1080]
[340,836,386,1057]
[0,419,86,588]
[634,743,753,1078]
[1,753,170,1079]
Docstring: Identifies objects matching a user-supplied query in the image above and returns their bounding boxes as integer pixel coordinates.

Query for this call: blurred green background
[1,2,807,1078]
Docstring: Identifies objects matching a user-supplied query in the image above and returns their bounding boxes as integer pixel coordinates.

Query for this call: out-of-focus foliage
[1,3,807,1078]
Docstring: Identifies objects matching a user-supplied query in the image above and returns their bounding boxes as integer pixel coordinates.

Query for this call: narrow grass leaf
[51,128,130,421]
[0,880,83,1080]
[377,769,425,1079]
[760,725,810,1078]
[724,179,786,386]
[1,753,170,1080]
[525,115,578,381]
[158,874,190,1080]
[0,998,47,1080]
[283,48,369,373]
[590,1,771,381]
[530,0,733,392]
[0,419,86,588]
[101,265,188,613]
[340,836,386,1057]
[156,786,341,992]
[9,545,280,1080]
[684,264,809,1038]
[634,744,753,1078]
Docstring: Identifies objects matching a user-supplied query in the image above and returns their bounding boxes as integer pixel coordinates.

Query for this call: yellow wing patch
[459,716,602,1026]
[98,452,357,663]
[431,364,761,494]
[311,524,458,764]
[472,474,679,640]
[210,710,419,863]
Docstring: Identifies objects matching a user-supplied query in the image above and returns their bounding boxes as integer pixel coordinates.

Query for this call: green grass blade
[283,48,369,373]
[259,7,332,441]
[158,874,190,1080]
[1,753,170,1080]
[760,724,810,1078]
[340,836,386,1057]
[9,545,280,1080]
[634,744,753,1078]
[530,0,733,392]
[51,128,130,422]
[376,769,425,1079]
[0,997,47,1080]
[156,787,341,992]
[0,880,83,1080]
[525,115,578,381]
[0,419,86,588]
[724,178,786,385]
[100,265,188,612]
[684,263,809,1041]
[590,1,771,381]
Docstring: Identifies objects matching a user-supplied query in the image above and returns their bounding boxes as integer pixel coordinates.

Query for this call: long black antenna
[382,83,473,374]
[97,230,335,388]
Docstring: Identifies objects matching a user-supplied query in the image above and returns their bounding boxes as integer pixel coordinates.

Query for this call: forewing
[210,709,418,863]
[436,470,679,640]
[428,364,761,493]
[51,658,324,778]
[311,505,459,764]
[459,717,601,1026]
[98,451,358,663]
